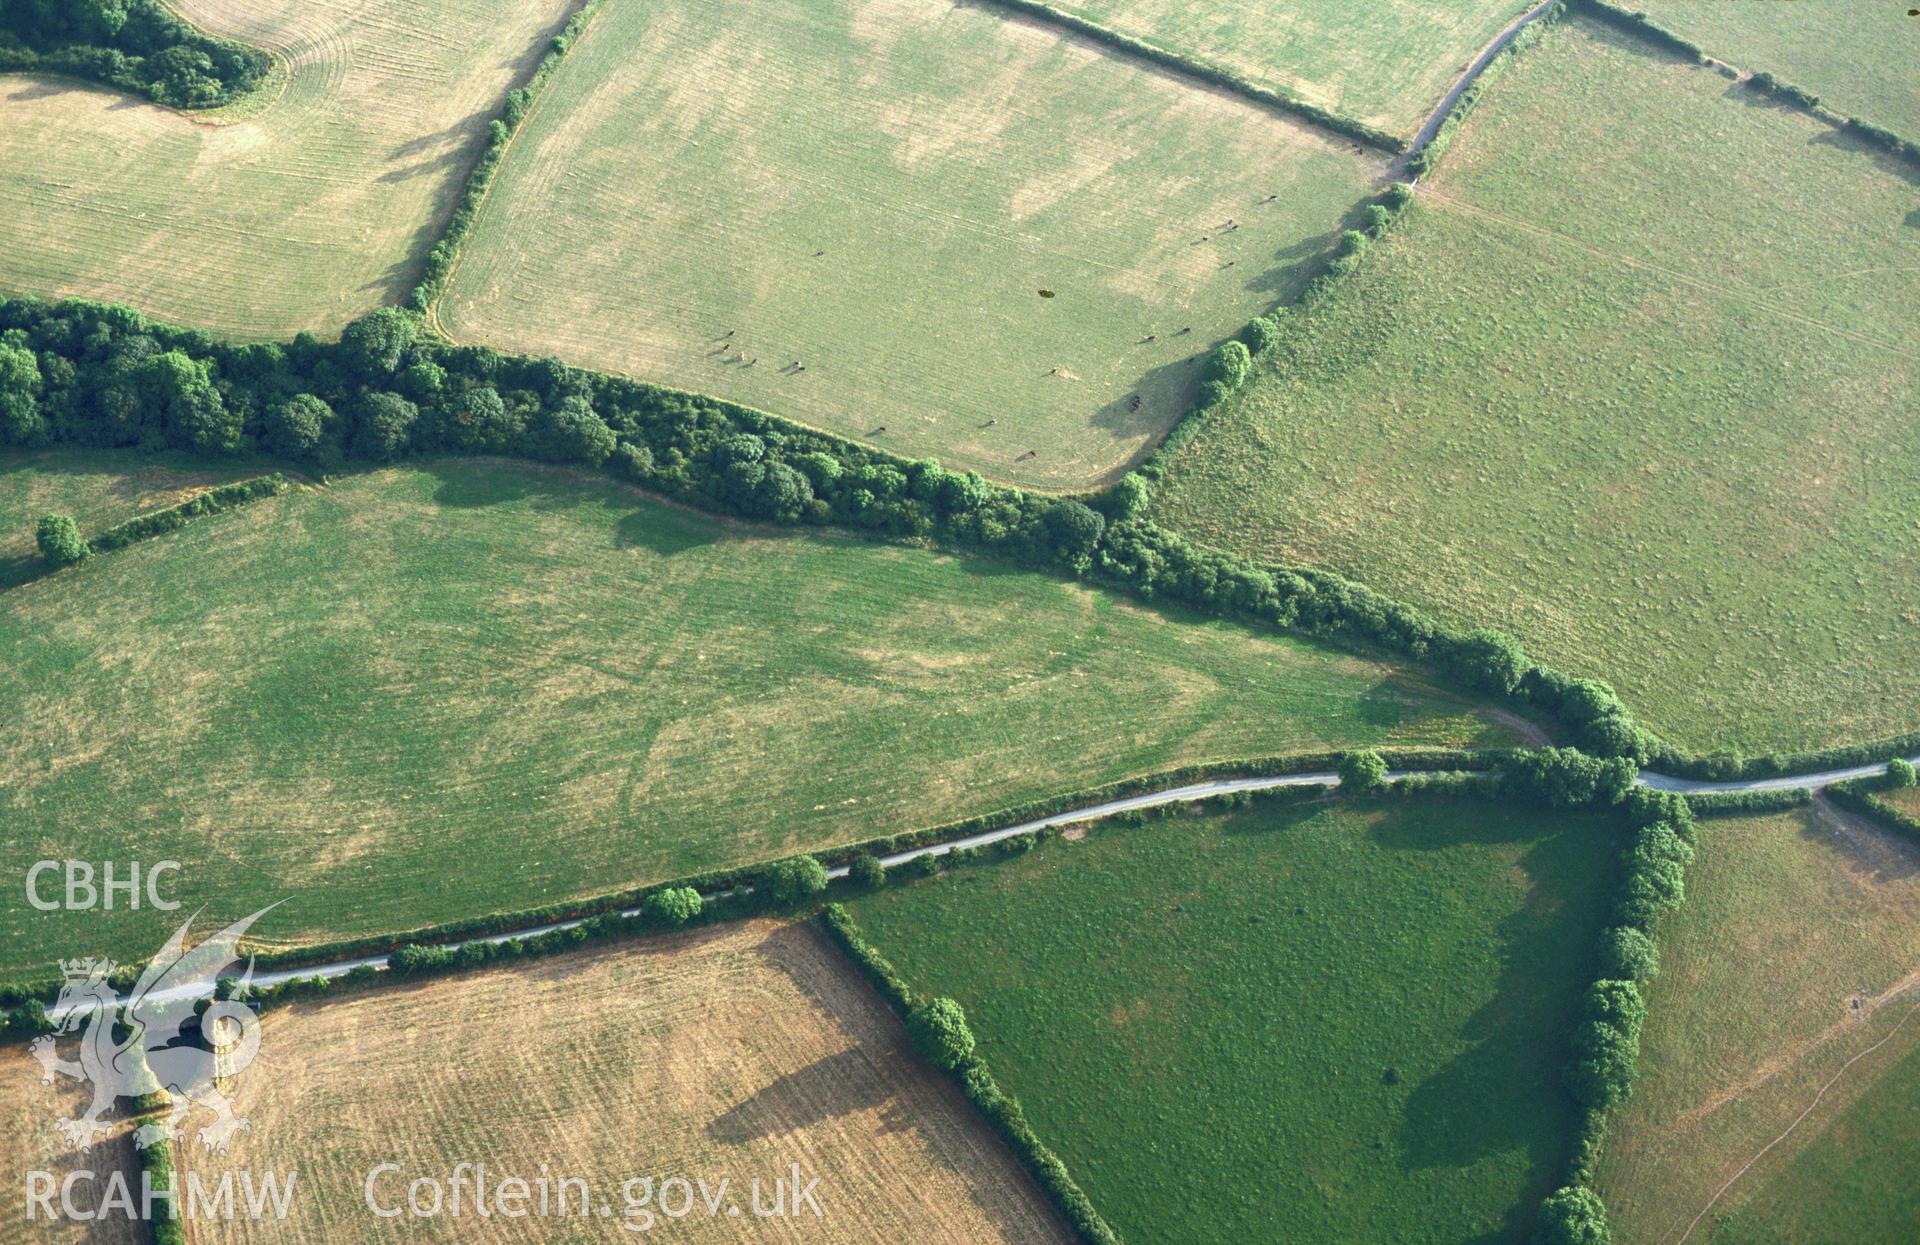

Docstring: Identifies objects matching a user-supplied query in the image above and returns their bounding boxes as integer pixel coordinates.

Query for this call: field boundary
[818,903,1120,1244]
[84,472,290,556]
[1405,0,1564,177]
[1402,0,1563,173]
[1823,774,1920,848]
[1572,0,1920,169]
[961,0,1402,151]
[409,0,603,318]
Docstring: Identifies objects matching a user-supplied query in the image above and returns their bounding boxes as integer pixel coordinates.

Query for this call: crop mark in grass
[1669,993,1920,1245]
[1418,188,1920,362]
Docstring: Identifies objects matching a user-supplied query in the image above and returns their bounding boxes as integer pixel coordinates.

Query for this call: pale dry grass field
[439,0,1379,489]
[0,0,575,339]
[0,1045,146,1245]
[1044,0,1531,136]
[182,921,1073,1243]
[1594,807,1920,1243]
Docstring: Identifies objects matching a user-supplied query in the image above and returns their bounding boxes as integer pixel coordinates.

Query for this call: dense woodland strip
[0,0,268,107]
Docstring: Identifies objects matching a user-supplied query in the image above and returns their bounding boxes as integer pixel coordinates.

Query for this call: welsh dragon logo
[31,906,278,1155]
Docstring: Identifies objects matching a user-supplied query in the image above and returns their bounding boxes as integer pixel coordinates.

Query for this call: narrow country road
[53,753,1918,1017]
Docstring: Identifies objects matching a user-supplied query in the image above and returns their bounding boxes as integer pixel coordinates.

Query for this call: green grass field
[846,796,1620,1244]
[1151,16,1920,755]
[1639,0,1920,139]
[1593,807,1920,1244]
[0,0,574,339]
[0,453,1523,981]
[437,0,1380,490]
[1042,0,1531,136]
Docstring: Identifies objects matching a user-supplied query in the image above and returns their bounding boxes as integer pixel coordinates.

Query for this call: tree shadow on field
[614,505,729,557]
[378,112,493,185]
[1089,353,1205,445]
[706,1047,918,1144]
[1377,813,1617,1242]
[4,78,87,104]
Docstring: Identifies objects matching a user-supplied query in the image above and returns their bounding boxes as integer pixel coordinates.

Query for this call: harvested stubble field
[1594,806,1920,1244]
[0,454,1522,980]
[1038,0,1533,137]
[0,0,574,339]
[1639,0,1920,139]
[181,920,1073,1243]
[437,0,1379,490]
[0,1046,146,1245]
[1152,16,1920,755]
[847,798,1621,1244]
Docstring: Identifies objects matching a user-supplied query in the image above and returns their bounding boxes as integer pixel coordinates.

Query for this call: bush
[338,308,417,379]
[1100,472,1150,521]
[1042,500,1105,560]
[1338,749,1389,794]
[35,513,88,566]
[1201,339,1252,392]
[1889,758,1917,788]
[907,997,976,1071]
[264,393,333,459]
[352,392,418,461]
[1501,748,1635,809]
[640,886,701,928]
[1535,1185,1611,1245]
[1597,926,1658,982]
[764,855,829,906]
[1239,315,1281,355]
[848,853,886,888]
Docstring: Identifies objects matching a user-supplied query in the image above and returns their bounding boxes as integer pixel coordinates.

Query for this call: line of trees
[0,0,269,108]
[0,295,1660,760]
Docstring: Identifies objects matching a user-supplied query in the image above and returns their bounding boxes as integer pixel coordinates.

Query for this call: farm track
[1399,0,1560,168]
[53,754,1919,1017]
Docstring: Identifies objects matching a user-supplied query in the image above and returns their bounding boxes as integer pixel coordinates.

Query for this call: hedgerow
[135,1131,185,1244]
[1678,786,1811,818]
[1825,775,1920,848]
[1573,0,1918,168]
[85,473,287,554]
[965,0,1399,152]
[0,0,269,109]
[1569,0,1708,65]
[407,0,602,313]
[818,904,1123,1245]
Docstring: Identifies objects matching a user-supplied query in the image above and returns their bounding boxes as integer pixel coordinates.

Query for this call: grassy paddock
[0,0,576,339]
[439,0,1379,490]
[1030,0,1532,137]
[845,797,1620,1244]
[1151,16,1920,754]
[1638,0,1920,139]
[179,921,1073,1243]
[1593,807,1920,1243]
[0,455,1522,981]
